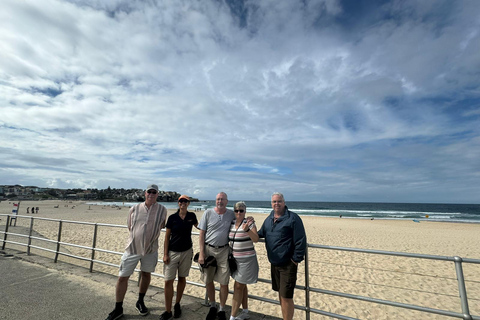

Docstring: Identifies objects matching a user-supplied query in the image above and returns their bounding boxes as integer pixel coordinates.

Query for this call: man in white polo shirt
[105,184,167,320]
[198,192,235,320]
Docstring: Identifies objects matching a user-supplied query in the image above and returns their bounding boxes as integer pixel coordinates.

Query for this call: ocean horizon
[87,200,480,224]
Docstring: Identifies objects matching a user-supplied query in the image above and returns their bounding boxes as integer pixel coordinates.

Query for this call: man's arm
[198,229,206,265]
[160,206,167,229]
[127,206,135,231]
[292,216,307,264]
[257,220,265,238]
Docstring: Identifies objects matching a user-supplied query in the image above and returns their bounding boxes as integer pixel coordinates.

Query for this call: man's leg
[139,271,151,294]
[279,295,294,320]
[115,276,130,302]
[219,284,229,308]
[105,276,129,320]
[205,281,217,320]
[206,281,216,303]
[175,277,187,304]
[135,271,151,315]
[164,279,175,312]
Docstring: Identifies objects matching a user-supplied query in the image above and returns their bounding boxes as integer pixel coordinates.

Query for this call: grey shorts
[163,248,193,281]
[119,251,158,277]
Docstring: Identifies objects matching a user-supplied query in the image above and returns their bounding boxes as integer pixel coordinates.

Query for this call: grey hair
[234,201,246,209]
[217,192,228,200]
[271,192,285,201]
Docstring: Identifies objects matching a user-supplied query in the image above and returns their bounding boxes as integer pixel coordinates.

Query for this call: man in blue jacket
[258,192,307,320]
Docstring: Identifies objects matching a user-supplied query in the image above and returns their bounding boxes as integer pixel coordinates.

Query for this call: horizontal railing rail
[1,213,479,320]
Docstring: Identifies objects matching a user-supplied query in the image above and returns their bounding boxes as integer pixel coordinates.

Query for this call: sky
[1,0,479,203]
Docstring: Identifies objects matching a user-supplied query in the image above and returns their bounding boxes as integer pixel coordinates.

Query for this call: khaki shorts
[201,245,230,285]
[163,248,194,281]
[271,260,298,299]
[119,252,158,277]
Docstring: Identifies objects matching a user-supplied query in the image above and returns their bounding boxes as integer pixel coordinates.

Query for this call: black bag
[194,253,217,269]
[228,252,237,273]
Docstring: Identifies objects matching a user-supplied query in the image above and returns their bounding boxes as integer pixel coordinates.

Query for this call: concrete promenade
[0,248,281,320]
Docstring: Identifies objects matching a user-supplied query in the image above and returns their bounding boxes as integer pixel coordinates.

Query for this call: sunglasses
[234,209,245,213]
[147,190,157,194]
[178,199,189,203]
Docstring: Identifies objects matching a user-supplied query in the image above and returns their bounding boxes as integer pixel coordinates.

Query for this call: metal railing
[1,213,479,320]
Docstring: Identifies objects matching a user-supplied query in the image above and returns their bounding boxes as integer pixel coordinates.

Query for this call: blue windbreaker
[258,206,307,266]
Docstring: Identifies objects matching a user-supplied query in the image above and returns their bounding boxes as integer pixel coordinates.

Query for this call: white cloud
[0,0,479,203]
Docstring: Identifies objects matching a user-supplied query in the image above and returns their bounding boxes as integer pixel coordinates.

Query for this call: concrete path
[0,249,281,320]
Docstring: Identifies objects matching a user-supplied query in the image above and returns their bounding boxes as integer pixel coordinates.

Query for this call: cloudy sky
[1,0,479,203]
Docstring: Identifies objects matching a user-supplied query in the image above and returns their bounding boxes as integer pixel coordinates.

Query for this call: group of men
[106,184,307,320]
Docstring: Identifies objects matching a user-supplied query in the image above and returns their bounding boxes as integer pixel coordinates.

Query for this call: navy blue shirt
[166,210,198,252]
[258,206,307,266]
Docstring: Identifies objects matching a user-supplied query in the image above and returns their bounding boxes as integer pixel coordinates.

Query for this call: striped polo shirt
[125,202,167,256]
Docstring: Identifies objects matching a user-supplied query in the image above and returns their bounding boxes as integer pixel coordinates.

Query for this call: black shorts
[271,260,298,299]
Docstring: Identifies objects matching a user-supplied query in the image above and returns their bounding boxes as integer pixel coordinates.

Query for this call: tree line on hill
[0,185,199,202]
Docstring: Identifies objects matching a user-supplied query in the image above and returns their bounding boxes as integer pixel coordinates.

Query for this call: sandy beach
[1,200,479,319]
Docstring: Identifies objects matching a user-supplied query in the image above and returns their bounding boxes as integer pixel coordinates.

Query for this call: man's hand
[163,254,170,265]
[198,252,205,265]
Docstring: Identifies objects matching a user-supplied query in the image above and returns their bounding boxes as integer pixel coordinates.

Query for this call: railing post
[54,220,63,263]
[27,217,34,255]
[453,256,472,320]
[90,224,98,272]
[304,245,310,320]
[2,215,10,250]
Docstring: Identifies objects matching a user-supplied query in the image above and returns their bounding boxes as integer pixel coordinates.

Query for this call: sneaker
[105,308,123,320]
[237,310,250,319]
[136,300,149,316]
[206,306,217,320]
[218,310,227,320]
[159,311,173,320]
[173,303,182,318]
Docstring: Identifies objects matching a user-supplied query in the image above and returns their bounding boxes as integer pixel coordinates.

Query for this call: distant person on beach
[26,207,29,214]
[35,207,39,214]
[229,201,259,320]
[258,192,307,320]
[198,192,235,320]
[105,184,167,320]
[160,195,199,320]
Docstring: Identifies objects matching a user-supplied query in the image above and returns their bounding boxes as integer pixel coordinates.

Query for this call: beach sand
[1,200,479,319]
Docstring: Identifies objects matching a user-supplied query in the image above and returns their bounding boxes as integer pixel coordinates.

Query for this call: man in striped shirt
[106,184,167,320]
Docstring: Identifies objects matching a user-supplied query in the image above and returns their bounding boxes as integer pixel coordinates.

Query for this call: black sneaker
[174,303,182,318]
[136,300,149,316]
[159,311,173,320]
[105,308,123,320]
[206,306,217,320]
[218,310,227,320]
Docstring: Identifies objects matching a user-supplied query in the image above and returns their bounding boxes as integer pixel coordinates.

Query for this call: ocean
[91,200,480,223]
